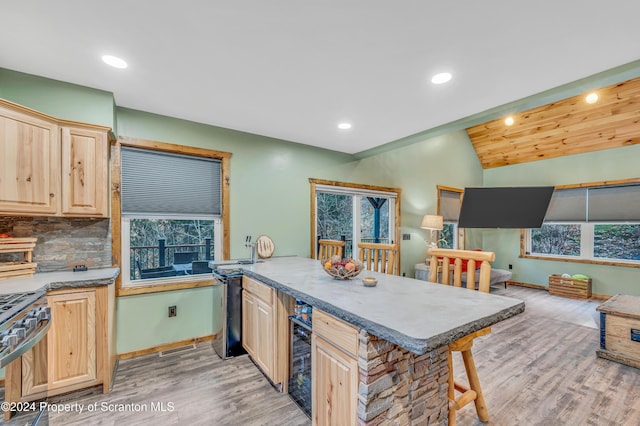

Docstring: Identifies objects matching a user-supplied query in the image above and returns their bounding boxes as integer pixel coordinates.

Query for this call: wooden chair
[317,239,345,260]
[358,242,398,275]
[426,248,495,426]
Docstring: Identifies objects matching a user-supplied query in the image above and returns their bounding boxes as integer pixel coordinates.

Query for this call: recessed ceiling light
[338,122,352,130]
[102,55,128,69]
[505,116,514,126]
[586,93,599,104]
[431,72,452,85]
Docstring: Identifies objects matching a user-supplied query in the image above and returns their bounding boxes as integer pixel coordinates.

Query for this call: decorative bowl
[321,256,364,280]
[362,277,378,287]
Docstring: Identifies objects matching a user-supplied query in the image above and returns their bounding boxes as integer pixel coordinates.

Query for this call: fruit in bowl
[321,256,364,280]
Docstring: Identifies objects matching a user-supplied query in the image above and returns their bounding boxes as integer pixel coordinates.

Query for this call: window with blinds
[527,181,640,264]
[121,147,221,216]
[437,187,463,249]
[120,146,223,284]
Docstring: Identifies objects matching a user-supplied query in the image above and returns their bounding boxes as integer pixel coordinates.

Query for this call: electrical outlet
[508,264,513,270]
[402,234,411,240]
[168,306,177,317]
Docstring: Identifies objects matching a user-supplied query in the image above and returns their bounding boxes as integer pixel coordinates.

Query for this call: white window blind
[121,147,221,215]
[588,185,640,221]
[545,184,640,223]
[544,188,587,222]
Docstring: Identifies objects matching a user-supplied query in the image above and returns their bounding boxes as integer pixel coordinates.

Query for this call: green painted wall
[116,287,218,353]
[116,107,357,259]
[483,145,640,296]
[346,130,484,276]
[113,110,483,350]
[0,68,115,128]
[114,108,361,352]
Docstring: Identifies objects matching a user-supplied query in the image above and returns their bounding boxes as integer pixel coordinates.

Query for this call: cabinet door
[21,336,48,398]
[0,106,59,214]
[242,291,257,358]
[312,335,358,426]
[47,290,97,390]
[254,298,274,378]
[61,126,108,216]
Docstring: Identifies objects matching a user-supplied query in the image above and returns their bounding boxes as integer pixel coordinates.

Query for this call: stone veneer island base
[358,331,449,425]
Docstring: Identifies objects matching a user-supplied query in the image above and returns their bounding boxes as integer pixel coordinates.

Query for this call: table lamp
[420,214,443,249]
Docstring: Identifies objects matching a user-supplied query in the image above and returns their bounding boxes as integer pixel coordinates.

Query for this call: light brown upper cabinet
[60,125,109,216]
[0,103,60,215]
[0,99,111,217]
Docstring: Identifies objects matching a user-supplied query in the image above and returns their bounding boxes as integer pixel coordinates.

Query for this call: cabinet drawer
[313,309,359,357]
[242,276,273,304]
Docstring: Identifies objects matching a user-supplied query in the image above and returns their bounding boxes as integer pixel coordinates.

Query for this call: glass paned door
[316,193,354,257]
[315,191,395,259]
[360,196,390,245]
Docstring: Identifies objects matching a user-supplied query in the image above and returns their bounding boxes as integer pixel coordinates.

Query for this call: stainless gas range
[0,290,51,368]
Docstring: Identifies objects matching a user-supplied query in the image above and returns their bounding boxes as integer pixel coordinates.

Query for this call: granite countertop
[0,267,120,295]
[224,256,524,355]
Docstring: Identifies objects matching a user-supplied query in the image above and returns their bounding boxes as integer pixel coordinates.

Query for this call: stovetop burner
[0,291,45,327]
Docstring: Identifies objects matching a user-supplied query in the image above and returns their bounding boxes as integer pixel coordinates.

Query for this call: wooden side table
[597,294,640,369]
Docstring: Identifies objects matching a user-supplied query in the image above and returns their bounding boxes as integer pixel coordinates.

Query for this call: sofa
[414,262,513,289]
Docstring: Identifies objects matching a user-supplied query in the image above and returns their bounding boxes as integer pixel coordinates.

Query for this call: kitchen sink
[236,259,266,264]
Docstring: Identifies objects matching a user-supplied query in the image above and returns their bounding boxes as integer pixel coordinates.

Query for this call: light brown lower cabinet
[241,276,292,390]
[311,309,359,426]
[241,290,257,358]
[21,289,97,398]
[241,289,275,378]
[4,285,115,421]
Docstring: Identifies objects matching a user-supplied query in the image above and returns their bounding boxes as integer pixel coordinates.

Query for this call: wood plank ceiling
[466,77,640,169]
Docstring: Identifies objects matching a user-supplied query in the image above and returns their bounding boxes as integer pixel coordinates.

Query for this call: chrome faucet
[245,236,257,264]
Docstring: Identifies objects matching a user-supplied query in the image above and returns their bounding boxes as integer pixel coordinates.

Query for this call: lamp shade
[420,214,443,230]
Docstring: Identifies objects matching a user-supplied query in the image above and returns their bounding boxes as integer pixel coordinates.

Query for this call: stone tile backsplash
[0,217,112,272]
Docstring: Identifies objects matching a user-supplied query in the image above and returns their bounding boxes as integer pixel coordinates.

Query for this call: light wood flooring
[456,286,640,426]
[2,286,639,425]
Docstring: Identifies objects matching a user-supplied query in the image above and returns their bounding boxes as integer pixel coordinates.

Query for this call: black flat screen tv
[458,186,554,228]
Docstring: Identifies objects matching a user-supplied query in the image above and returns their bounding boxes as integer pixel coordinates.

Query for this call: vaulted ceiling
[466,77,640,169]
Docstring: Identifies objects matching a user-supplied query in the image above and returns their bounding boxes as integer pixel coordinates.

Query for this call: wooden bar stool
[426,248,495,426]
[317,239,345,260]
[358,242,398,275]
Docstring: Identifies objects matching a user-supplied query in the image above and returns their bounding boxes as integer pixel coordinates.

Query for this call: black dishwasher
[212,268,247,359]
[289,300,312,418]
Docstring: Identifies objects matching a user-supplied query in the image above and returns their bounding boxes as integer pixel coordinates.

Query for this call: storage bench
[596,294,640,369]
[548,274,592,299]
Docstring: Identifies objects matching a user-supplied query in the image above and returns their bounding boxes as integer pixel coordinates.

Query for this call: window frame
[437,185,464,249]
[309,178,401,265]
[121,214,222,286]
[112,136,232,296]
[520,177,640,269]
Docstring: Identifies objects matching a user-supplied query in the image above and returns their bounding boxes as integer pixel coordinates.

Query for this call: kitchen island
[215,257,524,425]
